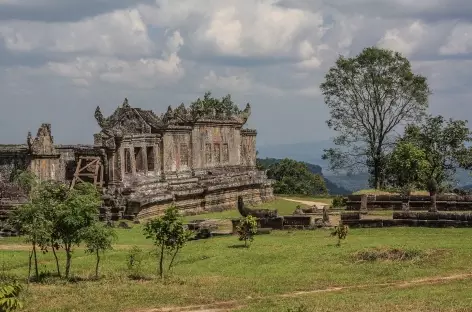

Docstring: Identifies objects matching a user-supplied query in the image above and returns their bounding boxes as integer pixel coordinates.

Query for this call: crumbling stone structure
[0,98,274,220]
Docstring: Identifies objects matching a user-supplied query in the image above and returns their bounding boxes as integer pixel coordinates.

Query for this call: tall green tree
[266,158,327,195]
[401,115,472,195]
[55,183,101,279]
[320,46,430,189]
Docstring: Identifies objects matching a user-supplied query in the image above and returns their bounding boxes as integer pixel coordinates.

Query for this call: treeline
[321,46,472,195]
[257,158,328,196]
[257,157,350,195]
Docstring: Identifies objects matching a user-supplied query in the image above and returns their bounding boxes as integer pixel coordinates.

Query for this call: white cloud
[440,23,472,55]
[200,70,252,92]
[1,0,472,146]
[196,1,324,58]
[43,53,184,89]
[0,8,154,56]
[38,30,185,88]
[139,0,325,59]
[377,21,426,56]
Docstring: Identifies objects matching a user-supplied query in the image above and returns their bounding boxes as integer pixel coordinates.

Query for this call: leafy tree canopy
[266,158,328,195]
[320,46,430,189]
[385,141,430,194]
[401,115,472,193]
[189,91,243,118]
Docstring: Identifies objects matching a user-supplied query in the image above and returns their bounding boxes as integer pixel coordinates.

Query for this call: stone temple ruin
[0,98,274,222]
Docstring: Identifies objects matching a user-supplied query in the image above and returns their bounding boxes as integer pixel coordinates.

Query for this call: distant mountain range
[257,141,472,192]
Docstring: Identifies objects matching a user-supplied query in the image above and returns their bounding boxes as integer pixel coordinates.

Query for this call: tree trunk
[32,242,39,280]
[168,247,180,272]
[159,244,165,279]
[27,248,33,283]
[52,245,61,277]
[65,245,72,279]
[95,249,100,279]
[372,160,381,190]
[429,192,437,213]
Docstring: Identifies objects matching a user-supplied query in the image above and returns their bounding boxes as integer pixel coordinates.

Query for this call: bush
[127,246,145,280]
[236,216,258,247]
[354,247,424,262]
[143,205,193,278]
[0,282,23,311]
[331,225,349,247]
[331,195,347,208]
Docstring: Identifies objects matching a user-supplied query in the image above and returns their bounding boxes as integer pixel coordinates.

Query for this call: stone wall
[162,128,192,174]
[0,145,28,182]
[346,194,472,211]
[240,129,257,168]
[191,123,241,170]
[340,211,472,228]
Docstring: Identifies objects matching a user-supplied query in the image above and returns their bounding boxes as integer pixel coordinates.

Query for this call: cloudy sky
[0,0,471,146]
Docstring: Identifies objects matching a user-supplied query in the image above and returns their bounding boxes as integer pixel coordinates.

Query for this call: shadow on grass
[227,244,249,249]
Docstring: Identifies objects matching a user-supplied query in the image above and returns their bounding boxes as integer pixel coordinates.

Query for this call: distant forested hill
[257,141,472,192]
[256,158,350,195]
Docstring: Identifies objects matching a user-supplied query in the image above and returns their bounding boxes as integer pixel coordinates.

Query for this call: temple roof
[94,96,252,136]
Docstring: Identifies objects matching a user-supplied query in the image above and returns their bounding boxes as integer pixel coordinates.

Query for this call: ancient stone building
[0,97,274,220]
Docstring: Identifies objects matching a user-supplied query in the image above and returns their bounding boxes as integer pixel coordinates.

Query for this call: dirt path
[131,272,472,312]
[280,198,329,208]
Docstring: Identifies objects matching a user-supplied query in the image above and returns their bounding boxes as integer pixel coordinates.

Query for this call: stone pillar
[401,195,410,211]
[360,194,368,214]
[154,143,160,174]
[130,145,136,175]
[141,143,148,173]
[113,136,123,183]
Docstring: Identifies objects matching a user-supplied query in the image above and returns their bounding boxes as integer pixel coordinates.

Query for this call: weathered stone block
[282,216,314,229]
[341,212,361,221]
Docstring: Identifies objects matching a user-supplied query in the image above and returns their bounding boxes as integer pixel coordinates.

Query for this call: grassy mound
[353,247,444,262]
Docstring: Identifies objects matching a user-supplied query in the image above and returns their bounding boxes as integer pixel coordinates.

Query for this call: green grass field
[2,198,472,312]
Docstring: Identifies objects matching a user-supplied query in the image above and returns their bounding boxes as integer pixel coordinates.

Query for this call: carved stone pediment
[94,96,253,139]
[27,123,59,156]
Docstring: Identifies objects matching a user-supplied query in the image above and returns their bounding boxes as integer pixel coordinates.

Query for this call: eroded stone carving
[237,195,278,218]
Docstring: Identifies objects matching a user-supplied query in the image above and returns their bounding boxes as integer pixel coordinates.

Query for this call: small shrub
[331,225,348,247]
[0,282,23,311]
[236,215,258,247]
[354,247,426,262]
[127,246,145,280]
[143,205,193,278]
[331,196,347,208]
[286,304,312,312]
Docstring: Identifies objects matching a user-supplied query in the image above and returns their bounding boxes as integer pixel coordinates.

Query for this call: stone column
[116,136,123,181]
[130,145,136,175]
[154,143,161,173]
[360,194,368,214]
[141,143,148,173]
